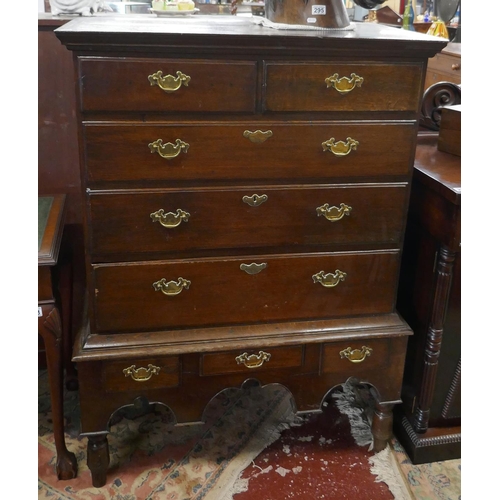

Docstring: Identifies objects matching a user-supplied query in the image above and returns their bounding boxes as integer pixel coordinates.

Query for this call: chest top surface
[55,15,446,58]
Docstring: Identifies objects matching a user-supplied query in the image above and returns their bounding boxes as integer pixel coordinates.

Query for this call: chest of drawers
[56,17,446,487]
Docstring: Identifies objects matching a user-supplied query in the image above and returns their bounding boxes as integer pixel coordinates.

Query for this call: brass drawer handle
[149,139,189,159]
[316,203,352,221]
[312,270,347,288]
[451,63,460,71]
[123,364,161,382]
[235,351,271,369]
[151,209,190,228]
[339,346,373,363]
[322,137,359,156]
[325,73,364,94]
[148,70,191,93]
[242,194,268,207]
[243,130,273,143]
[153,277,191,296]
[240,262,267,275]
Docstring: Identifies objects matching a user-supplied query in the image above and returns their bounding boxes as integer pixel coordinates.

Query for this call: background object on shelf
[374,5,402,27]
[353,0,385,8]
[108,0,151,13]
[49,0,112,15]
[435,0,459,23]
[264,0,350,28]
[426,19,449,38]
[402,0,415,30]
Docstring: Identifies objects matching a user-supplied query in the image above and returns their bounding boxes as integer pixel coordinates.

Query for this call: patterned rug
[38,371,460,499]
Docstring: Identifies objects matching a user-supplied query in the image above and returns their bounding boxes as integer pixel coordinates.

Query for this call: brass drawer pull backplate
[235,351,271,369]
[339,346,373,363]
[153,277,191,296]
[123,364,161,382]
[322,137,359,156]
[150,208,190,228]
[243,130,273,143]
[316,203,352,221]
[242,194,268,207]
[312,270,347,288]
[240,262,267,275]
[325,73,364,94]
[149,139,189,159]
[148,70,191,93]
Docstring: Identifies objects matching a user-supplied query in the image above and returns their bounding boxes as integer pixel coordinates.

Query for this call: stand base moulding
[55,16,446,487]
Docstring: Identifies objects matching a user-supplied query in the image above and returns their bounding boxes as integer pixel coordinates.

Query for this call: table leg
[87,434,109,487]
[371,399,394,452]
[38,304,77,480]
[56,254,79,391]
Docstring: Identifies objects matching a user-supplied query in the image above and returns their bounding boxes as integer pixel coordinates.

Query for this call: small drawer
[322,338,392,375]
[201,346,304,376]
[103,357,180,392]
[89,184,408,261]
[92,250,400,333]
[264,62,423,112]
[78,57,257,113]
[84,122,416,184]
[428,53,461,80]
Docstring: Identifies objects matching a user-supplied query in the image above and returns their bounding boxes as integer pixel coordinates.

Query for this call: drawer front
[322,338,389,375]
[84,122,416,184]
[89,184,407,260]
[264,62,423,112]
[427,53,461,82]
[78,57,257,112]
[201,346,304,376]
[92,251,399,333]
[103,356,180,392]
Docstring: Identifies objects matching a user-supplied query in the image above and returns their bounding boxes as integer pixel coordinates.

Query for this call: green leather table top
[38,197,53,252]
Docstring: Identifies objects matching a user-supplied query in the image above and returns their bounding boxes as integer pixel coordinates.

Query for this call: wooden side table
[38,194,77,479]
[394,134,461,463]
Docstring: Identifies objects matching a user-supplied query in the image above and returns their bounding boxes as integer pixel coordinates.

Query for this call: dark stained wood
[84,122,416,185]
[201,345,304,376]
[103,356,180,392]
[88,184,407,261]
[395,133,461,463]
[438,105,461,156]
[39,15,88,377]
[54,15,446,58]
[79,58,257,112]
[56,17,446,486]
[92,251,400,333]
[75,332,410,430]
[38,195,77,480]
[265,62,424,112]
[38,18,82,225]
[424,42,461,92]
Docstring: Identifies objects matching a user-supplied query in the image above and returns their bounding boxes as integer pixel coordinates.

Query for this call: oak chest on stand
[56,17,446,486]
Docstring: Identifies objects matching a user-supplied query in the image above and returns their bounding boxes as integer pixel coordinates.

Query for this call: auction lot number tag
[312,5,326,15]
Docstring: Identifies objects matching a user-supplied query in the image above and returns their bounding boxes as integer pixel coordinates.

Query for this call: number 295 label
[312,5,326,15]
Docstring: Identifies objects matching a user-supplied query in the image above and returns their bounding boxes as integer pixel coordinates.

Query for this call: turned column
[413,245,456,433]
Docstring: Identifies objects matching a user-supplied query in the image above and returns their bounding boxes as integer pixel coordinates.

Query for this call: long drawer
[84,122,416,184]
[89,184,407,260]
[92,250,400,333]
[78,57,258,112]
[264,62,424,112]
